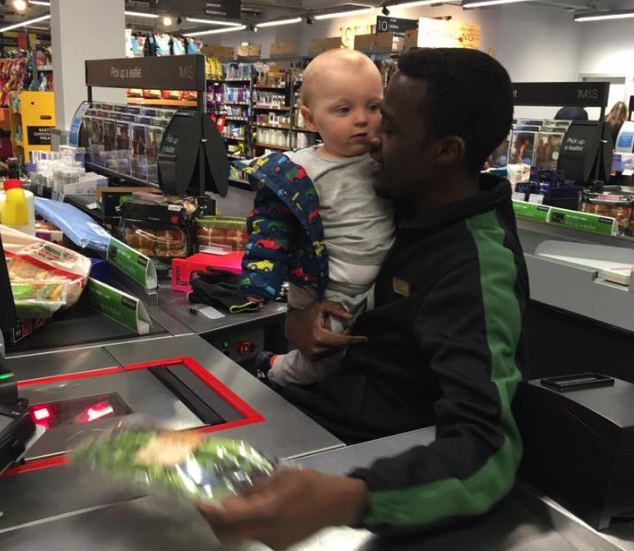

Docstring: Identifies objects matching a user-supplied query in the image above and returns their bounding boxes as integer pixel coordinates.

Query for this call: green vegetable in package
[72,428,276,503]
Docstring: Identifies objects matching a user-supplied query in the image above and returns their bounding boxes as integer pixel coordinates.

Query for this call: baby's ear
[300,105,318,132]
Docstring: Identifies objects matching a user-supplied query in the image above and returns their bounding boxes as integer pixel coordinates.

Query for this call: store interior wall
[202,2,634,120]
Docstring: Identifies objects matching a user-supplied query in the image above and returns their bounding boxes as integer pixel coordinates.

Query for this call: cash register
[0,231,36,476]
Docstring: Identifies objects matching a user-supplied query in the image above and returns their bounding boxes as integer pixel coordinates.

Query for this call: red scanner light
[32,406,51,421]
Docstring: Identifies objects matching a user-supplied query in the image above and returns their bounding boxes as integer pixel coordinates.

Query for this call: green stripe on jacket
[366,211,523,527]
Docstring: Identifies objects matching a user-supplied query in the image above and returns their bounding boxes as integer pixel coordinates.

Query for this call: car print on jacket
[234,152,329,302]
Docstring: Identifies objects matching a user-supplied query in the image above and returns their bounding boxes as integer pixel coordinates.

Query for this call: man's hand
[285,301,368,362]
[197,469,369,550]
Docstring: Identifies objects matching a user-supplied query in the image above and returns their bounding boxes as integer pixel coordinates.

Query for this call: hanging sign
[376,16,418,38]
[417,18,480,50]
[156,0,241,19]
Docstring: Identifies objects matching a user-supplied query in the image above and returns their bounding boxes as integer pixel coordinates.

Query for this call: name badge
[393,277,411,297]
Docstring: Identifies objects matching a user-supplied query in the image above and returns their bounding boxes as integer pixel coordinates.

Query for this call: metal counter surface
[0,427,584,551]
[5,346,119,382]
[158,284,288,336]
[104,334,343,461]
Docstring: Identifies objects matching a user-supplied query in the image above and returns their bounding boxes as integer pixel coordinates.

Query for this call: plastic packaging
[34,198,112,252]
[2,224,91,318]
[196,217,248,252]
[0,179,35,235]
[124,221,189,259]
[72,427,276,503]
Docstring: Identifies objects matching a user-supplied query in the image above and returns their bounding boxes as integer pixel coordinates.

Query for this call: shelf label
[548,208,616,236]
[107,238,158,289]
[84,278,150,335]
[27,126,52,146]
[512,201,550,223]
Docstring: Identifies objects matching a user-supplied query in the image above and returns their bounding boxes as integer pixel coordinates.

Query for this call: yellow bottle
[1,179,30,233]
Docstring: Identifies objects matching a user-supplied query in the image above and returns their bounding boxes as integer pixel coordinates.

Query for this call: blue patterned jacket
[235,153,328,302]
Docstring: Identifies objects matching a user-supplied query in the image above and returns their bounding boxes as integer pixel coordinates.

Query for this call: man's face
[370,72,435,199]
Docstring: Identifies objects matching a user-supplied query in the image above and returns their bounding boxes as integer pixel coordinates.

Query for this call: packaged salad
[72,427,276,503]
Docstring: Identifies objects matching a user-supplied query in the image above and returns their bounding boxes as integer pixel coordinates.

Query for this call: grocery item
[196,217,248,252]
[72,427,276,503]
[2,224,91,318]
[0,179,35,235]
[124,222,189,259]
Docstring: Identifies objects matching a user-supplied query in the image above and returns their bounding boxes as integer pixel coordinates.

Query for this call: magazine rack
[83,55,228,197]
[513,81,611,184]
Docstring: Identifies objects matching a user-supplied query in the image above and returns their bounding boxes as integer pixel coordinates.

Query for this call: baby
[239,49,395,386]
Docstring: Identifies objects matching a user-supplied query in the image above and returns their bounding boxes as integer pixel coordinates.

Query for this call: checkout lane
[1,427,617,551]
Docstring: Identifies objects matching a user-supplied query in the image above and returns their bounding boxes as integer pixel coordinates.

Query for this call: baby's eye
[368,104,380,112]
[337,106,351,115]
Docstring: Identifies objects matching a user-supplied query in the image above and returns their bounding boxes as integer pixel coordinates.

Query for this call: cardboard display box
[271,41,298,57]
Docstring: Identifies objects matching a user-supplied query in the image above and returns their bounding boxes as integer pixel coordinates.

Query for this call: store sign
[156,0,241,19]
[512,201,550,223]
[548,208,616,236]
[513,82,610,108]
[85,55,205,92]
[85,278,150,335]
[376,16,418,38]
[27,126,52,146]
[107,238,158,289]
[417,18,480,50]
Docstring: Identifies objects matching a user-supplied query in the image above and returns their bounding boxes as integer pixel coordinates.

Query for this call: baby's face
[304,65,383,159]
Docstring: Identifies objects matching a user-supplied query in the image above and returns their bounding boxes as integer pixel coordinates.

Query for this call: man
[199,48,528,550]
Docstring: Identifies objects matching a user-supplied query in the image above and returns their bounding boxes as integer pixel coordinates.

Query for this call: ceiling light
[13,0,26,11]
[0,13,49,32]
[256,17,302,28]
[163,15,173,26]
[125,11,159,19]
[463,0,530,7]
[28,0,49,5]
[186,17,242,26]
[393,0,440,7]
[183,25,247,37]
[574,10,634,22]
[314,7,376,20]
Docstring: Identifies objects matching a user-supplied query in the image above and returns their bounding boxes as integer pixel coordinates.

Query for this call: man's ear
[436,135,467,168]
[301,105,318,131]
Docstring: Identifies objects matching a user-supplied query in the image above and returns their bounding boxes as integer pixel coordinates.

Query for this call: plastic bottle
[0,179,35,235]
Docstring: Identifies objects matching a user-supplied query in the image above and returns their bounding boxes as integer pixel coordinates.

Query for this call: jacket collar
[399,174,512,231]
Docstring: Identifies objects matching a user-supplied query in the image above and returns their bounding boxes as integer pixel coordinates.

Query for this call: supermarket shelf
[229,177,252,191]
[223,135,246,141]
[255,84,287,90]
[223,79,251,83]
[37,65,53,71]
[255,123,290,130]
[229,176,250,185]
[227,153,247,160]
[226,101,250,106]
[127,97,197,107]
[254,104,290,111]
[294,126,319,133]
[11,139,23,147]
[225,117,249,122]
[254,142,288,151]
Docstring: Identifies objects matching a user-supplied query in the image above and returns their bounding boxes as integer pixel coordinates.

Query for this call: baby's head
[300,49,383,159]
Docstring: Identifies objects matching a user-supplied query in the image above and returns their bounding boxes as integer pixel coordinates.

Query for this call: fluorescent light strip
[29,0,50,6]
[184,25,247,37]
[463,0,530,7]
[314,7,376,20]
[256,17,302,28]
[574,10,634,22]
[125,11,159,19]
[186,17,243,27]
[0,13,50,32]
[393,1,441,7]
